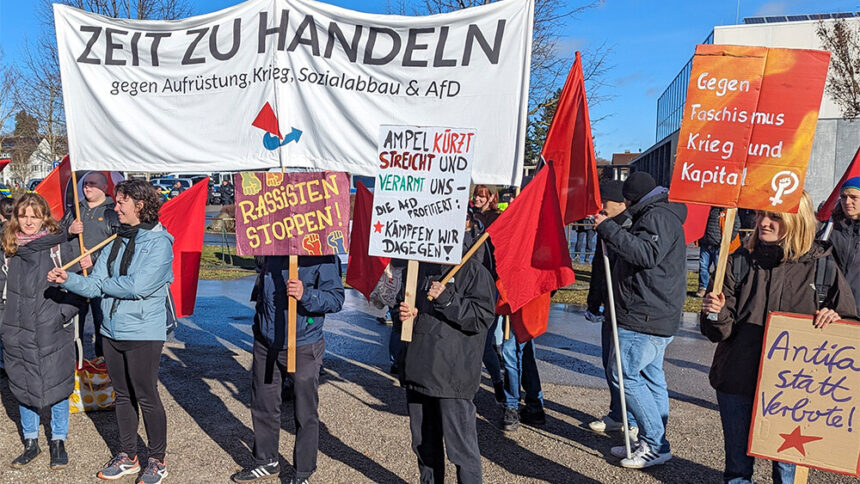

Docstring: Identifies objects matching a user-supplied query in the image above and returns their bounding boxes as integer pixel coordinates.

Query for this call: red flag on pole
[0,158,10,172]
[34,155,73,219]
[541,52,601,225]
[817,146,860,222]
[347,181,391,300]
[488,163,576,315]
[160,177,208,318]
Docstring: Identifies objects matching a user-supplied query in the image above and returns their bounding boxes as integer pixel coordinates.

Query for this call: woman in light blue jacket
[49,180,173,484]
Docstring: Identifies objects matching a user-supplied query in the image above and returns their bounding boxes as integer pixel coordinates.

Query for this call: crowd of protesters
[0,170,858,484]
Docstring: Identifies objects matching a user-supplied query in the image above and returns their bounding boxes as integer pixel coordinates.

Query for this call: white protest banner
[54,0,532,186]
[751,312,860,476]
[369,125,474,264]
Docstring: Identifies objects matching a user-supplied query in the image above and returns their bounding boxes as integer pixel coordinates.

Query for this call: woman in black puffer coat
[0,193,88,470]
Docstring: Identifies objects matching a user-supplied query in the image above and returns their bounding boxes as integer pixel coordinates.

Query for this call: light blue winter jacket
[63,224,174,341]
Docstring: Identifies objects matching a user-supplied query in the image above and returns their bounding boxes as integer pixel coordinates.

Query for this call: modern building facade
[632,13,860,204]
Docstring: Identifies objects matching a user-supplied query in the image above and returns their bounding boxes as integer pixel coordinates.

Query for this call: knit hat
[599,180,625,203]
[622,172,657,204]
[842,176,860,192]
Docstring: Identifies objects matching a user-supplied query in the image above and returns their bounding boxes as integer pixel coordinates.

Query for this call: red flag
[347,181,390,300]
[817,146,860,222]
[160,178,208,318]
[0,158,10,172]
[509,292,552,342]
[541,52,601,225]
[34,156,73,219]
[488,163,576,314]
[683,203,711,245]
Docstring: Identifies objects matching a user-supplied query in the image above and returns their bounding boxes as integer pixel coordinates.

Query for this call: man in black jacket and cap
[593,171,686,470]
[396,242,496,484]
[585,180,638,438]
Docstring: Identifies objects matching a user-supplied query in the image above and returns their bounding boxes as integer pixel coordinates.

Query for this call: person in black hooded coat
[0,193,88,469]
[396,234,496,484]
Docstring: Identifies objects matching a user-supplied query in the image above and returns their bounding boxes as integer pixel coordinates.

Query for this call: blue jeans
[608,327,672,453]
[716,391,795,484]
[19,399,70,441]
[482,317,503,384]
[601,321,637,428]
[575,230,597,264]
[699,246,719,290]
[502,337,543,411]
[389,314,402,365]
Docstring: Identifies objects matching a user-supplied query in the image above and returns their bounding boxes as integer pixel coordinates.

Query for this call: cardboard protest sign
[54,0,532,186]
[751,313,860,476]
[234,171,350,256]
[669,44,830,213]
[369,125,475,264]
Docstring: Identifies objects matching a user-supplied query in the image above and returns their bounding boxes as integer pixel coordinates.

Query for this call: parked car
[26,178,43,191]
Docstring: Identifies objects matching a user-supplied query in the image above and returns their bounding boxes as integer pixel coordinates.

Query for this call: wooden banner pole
[794,466,809,484]
[503,315,510,340]
[70,170,88,276]
[287,254,298,373]
[61,234,117,271]
[427,232,488,301]
[401,260,420,342]
[707,208,737,321]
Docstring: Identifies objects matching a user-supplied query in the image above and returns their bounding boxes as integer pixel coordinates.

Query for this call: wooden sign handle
[707,207,737,321]
[504,315,510,340]
[288,255,298,373]
[401,260,420,342]
[428,232,488,301]
[794,465,809,484]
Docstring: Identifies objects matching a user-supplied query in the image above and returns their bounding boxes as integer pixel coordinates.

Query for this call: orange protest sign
[750,313,860,476]
[669,45,830,212]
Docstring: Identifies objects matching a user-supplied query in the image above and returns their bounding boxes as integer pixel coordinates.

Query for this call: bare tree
[7,138,39,185]
[0,48,19,150]
[817,18,860,118]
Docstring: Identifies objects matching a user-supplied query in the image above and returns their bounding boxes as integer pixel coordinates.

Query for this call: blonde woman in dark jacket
[701,191,858,484]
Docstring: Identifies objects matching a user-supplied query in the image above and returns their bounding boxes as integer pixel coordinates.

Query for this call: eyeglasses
[83,181,102,187]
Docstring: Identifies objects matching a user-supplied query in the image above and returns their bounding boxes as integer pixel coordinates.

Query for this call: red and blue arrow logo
[252,102,302,150]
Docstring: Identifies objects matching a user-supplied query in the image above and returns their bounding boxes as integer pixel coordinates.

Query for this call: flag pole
[61,234,117,271]
[820,219,834,241]
[281,166,298,373]
[602,239,632,459]
[69,169,88,276]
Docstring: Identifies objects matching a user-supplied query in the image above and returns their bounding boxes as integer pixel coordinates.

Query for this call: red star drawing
[776,426,823,456]
[373,221,384,233]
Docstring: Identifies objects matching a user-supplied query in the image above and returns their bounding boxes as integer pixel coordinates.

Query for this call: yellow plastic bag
[69,357,115,414]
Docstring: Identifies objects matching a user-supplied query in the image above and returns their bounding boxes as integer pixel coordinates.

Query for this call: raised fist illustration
[302,234,322,255]
[327,230,346,253]
[240,172,262,196]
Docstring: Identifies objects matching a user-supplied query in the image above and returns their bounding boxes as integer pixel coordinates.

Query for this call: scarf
[16,230,51,246]
[107,222,157,317]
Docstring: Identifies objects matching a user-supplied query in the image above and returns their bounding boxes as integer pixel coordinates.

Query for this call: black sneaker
[291,478,309,484]
[520,407,547,427]
[10,439,40,469]
[49,440,68,469]
[502,407,519,432]
[232,462,280,482]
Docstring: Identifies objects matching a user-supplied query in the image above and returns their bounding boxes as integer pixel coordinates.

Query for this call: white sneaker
[610,439,640,458]
[588,416,623,432]
[619,441,672,469]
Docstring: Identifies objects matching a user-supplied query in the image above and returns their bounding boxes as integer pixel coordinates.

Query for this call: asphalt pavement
[0,277,854,483]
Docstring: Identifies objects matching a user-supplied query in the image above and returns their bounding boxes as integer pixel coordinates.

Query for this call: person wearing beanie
[584,179,639,439]
[592,171,687,469]
[818,175,860,314]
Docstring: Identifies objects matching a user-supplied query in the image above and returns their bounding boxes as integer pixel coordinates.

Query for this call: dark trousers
[406,390,482,484]
[78,297,104,357]
[103,338,166,461]
[251,338,324,479]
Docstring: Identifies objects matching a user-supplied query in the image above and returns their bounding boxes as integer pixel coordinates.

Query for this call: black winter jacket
[700,206,741,248]
[823,214,860,316]
[595,188,687,337]
[0,232,83,408]
[700,243,858,396]
[587,210,631,314]
[399,258,496,399]
[61,197,119,263]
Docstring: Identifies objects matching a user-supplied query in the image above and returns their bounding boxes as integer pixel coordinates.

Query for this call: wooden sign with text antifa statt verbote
[234,171,350,256]
[751,313,860,476]
[668,44,829,213]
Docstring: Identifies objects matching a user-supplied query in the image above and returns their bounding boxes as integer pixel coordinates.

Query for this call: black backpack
[732,251,835,309]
